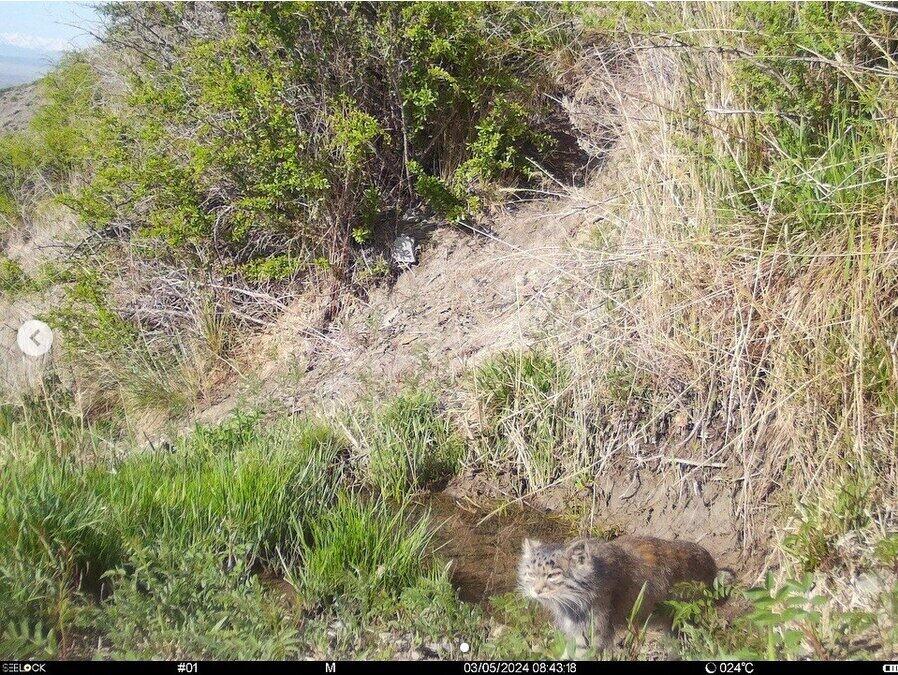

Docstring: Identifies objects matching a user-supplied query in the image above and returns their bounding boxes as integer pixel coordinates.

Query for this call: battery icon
[884,665,898,673]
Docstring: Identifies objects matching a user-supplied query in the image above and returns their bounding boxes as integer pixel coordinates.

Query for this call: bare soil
[0,82,40,134]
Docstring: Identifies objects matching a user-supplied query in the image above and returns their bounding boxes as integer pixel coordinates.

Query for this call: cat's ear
[522,538,540,555]
[565,540,588,567]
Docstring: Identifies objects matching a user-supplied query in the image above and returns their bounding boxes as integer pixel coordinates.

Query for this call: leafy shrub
[0,257,67,297]
[875,535,898,567]
[665,574,825,660]
[0,133,40,197]
[666,571,896,661]
[742,574,829,659]
[0,55,97,224]
[782,472,874,573]
[0,256,32,296]
[68,2,575,285]
[0,618,58,660]
[30,57,97,174]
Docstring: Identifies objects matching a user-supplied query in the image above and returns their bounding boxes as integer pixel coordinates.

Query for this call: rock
[392,234,418,265]
[848,570,896,609]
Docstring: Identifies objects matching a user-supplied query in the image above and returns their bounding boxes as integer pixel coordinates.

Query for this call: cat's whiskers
[518,535,722,655]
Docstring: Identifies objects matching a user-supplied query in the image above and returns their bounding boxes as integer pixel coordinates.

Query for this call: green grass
[360,389,464,500]
[0,256,32,296]
[90,416,342,563]
[666,573,898,661]
[875,536,898,567]
[99,535,302,660]
[2,393,896,660]
[472,349,571,491]
[781,471,874,573]
[0,403,479,660]
[290,491,435,610]
[46,268,204,421]
[0,409,344,656]
[4,1,898,662]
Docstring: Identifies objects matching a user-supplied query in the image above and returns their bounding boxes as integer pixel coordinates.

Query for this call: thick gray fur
[518,535,718,655]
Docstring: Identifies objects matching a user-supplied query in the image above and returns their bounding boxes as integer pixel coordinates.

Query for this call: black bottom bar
[1,661,892,675]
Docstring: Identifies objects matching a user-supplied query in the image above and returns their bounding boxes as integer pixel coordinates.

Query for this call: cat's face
[518,538,591,605]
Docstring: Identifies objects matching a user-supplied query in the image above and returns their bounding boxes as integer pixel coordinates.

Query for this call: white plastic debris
[391,234,417,265]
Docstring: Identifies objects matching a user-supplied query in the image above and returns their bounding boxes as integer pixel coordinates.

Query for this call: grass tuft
[353,389,464,500]
[472,349,572,491]
[291,491,434,610]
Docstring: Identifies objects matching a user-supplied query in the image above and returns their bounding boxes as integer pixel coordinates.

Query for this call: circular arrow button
[17,319,53,357]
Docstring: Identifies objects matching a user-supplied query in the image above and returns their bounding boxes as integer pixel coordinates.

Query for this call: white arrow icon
[16,319,53,357]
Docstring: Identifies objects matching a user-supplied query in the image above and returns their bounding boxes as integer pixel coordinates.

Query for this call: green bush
[0,133,41,195]
[0,256,32,296]
[875,535,898,567]
[666,570,895,660]
[0,257,67,297]
[66,2,574,285]
[31,57,97,174]
[782,472,874,573]
[0,55,97,225]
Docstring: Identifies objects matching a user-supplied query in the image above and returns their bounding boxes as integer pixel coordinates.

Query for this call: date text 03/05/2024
[463,664,577,674]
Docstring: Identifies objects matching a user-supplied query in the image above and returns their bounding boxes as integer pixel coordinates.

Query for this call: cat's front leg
[555,612,588,659]
[590,610,615,656]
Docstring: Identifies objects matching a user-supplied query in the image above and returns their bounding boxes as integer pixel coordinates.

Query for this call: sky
[0,1,101,88]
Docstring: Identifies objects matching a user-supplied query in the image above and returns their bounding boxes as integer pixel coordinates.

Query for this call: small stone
[392,234,417,264]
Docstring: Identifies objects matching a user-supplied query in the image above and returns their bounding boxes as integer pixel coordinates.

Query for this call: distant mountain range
[0,41,60,89]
